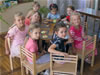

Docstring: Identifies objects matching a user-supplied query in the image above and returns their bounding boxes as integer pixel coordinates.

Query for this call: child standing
[25,23,50,64]
[25,1,40,25]
[5,12,28,57]
[69,12,97,62]
[48,22,73,56]
[47,3,60,21]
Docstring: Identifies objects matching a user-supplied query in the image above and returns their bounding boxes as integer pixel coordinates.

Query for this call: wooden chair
[76,35,97,75]
[20,46,50,75]
[50,53,78,75]
[7,37,20,71]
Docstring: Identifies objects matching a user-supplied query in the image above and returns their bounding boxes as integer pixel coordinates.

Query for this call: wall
[0,2,33,33]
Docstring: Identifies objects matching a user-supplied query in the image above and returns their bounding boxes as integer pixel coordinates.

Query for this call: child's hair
[67,6,75,11]
[32,1,40,7]
[54,21,67,32]
[28,23,40,33]
[49,3,58,11]
[14,12,25,19]
[31,11,42,23]
[70,12,81,24]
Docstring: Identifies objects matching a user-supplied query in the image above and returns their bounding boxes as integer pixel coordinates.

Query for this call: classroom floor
[0,33,100,75]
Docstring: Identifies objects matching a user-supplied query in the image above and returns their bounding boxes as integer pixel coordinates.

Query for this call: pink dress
[6,26,28,57]
[69,25,97,55]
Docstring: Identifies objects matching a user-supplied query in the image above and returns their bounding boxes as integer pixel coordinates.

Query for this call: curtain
[47,0,87,15]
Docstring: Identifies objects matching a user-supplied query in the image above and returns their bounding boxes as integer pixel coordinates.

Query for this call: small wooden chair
[20,46,50,75]
[7,37,20,71]
[76,35,97,75]
[50,53,78,75]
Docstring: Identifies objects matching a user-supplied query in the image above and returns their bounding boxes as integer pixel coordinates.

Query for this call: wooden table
[40,22,55,40]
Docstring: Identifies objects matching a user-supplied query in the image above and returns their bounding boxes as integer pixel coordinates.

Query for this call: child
[47,3,60,21]
[25,23,50,64]
[62,6,75,24]
[25,12,42,26]
[48,22,73,56]
[69,12,97,62]
[5,12,28,57]
[25,1,40,25]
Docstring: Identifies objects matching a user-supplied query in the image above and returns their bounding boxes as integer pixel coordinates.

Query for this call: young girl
[5,12,28,57]
[25,23,50,64]
[69,12,97,62]
[62,6,75,24]
[25,12,41,26]
[48,22,73,56]
[25,1,40,25]
[47,3,60,21]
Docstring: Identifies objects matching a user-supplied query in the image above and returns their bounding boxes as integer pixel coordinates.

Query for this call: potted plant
[39,6,49,18]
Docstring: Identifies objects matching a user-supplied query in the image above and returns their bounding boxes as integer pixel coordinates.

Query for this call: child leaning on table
[5,12,28,57]
[48,21,73,56]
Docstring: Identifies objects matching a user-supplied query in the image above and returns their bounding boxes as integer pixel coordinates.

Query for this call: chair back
[82,35,97,53]
[20,46,36,74]
[50,53,78,75]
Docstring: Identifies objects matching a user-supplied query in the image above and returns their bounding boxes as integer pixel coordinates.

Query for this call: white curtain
[47,0,87,15]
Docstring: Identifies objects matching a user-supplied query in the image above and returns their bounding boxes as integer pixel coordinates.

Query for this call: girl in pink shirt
[69,12,97,63]
[5,12,28,57]
[25,23,50,64]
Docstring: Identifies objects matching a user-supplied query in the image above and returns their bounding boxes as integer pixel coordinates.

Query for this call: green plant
[39,6,49,18]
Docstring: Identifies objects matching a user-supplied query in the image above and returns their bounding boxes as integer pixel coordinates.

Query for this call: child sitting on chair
[47,3,60,22]
[25,23,50,64]
[5,12,28,57]
[69,12,97,63]
[48,21,73,56]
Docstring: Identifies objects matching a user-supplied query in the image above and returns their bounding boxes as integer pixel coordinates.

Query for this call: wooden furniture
[50,53,78,75]
[7,37,20,71]
[20,46,50,75]
[76,35,97,75]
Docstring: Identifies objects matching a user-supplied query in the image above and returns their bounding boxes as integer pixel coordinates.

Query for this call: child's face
[67,8,73,16]
[56,27,67,39]
[30,28,40,40]
[15,16,25,28]
[31,12,40,23]
[71,15,81,26]
[33,5,40,12]
[51,8,57,15]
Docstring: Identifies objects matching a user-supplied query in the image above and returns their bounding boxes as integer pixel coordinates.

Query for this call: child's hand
[60,52,68,57]
[66,38,73,44]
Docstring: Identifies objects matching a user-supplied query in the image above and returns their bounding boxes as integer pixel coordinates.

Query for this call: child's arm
[26,10,33,18]
[5,38,10,55]
[48,44,68,56]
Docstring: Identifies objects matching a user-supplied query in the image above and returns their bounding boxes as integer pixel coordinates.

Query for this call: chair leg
[21,64,24,75]
[80,58,84,75]
[26,68,29,74]
[91,51,95,67]
[9,55,13,71]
